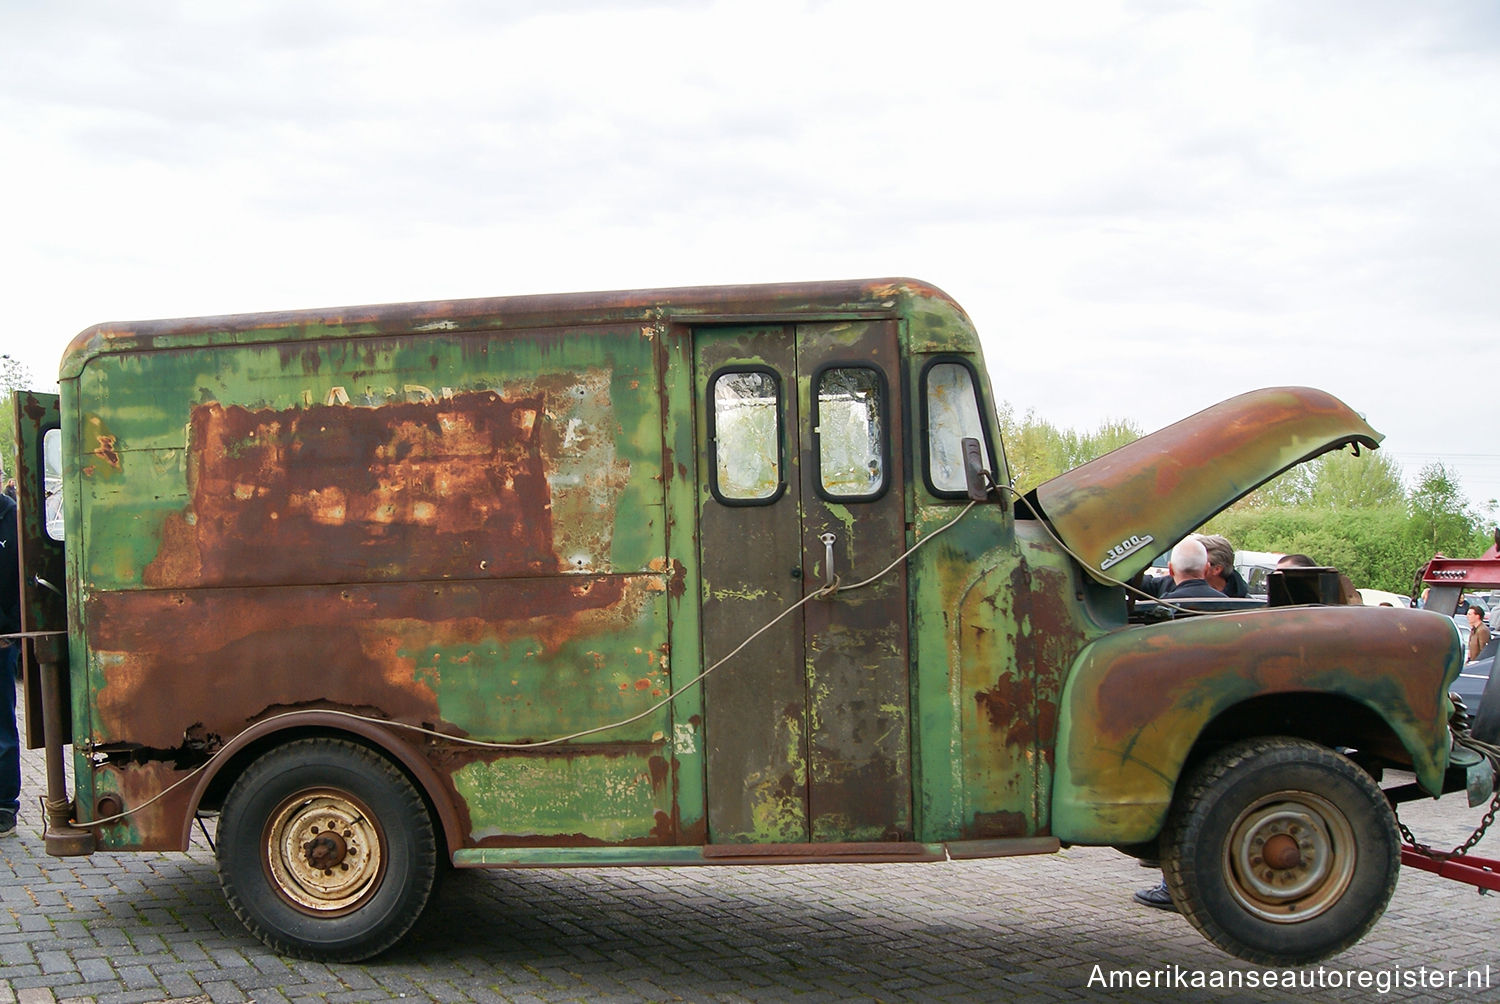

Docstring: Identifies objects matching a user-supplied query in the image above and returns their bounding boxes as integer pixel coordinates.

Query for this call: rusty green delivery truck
[10,278,1486,965]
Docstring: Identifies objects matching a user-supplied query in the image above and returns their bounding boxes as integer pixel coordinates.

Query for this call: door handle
[819,532,838,590]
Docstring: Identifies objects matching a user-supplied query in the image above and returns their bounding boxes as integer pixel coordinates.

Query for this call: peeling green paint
[453,753,669,843]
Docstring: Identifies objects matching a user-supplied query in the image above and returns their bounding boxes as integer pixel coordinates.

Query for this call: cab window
[923,359,993,496]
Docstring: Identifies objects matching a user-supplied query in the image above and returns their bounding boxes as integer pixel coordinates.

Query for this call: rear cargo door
[12,392,66,748]
[696,321,911,844]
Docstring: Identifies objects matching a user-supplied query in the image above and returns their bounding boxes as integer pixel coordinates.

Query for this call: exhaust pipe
[33,633,94,856]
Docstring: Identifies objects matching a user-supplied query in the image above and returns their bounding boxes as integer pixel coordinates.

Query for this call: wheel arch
[1192,691,1406,766]
[183,713,464,858]
[1167,691,1407,824]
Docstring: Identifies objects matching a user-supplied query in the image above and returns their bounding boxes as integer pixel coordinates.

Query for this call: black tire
[217,738,438,961]
[1161,737,1399,966]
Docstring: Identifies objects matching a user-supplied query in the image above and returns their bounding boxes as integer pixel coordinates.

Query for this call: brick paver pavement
[3,688,1499,1002]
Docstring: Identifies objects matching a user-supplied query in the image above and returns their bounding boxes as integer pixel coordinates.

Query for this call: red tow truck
[1404,532,1500,892]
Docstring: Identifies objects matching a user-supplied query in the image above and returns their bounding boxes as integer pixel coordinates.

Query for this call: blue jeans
[1,644,18,817]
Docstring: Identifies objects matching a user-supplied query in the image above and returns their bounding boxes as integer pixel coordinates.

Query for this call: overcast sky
[3,0,1498,513]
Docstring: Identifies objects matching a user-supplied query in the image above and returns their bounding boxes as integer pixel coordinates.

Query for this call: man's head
[1169,537,1209,582]
[1470,605,1487,628]
[1277,554,1317,569]
[1197,534,1234,591]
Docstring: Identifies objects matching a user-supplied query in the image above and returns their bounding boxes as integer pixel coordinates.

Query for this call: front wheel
[1162,737,1399,966]
[217,738,438,961]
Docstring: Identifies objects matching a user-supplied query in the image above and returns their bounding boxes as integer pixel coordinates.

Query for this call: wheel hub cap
[1261,832,1302,870]
[264,790,386,915]
[303,831,348,871]
[1225,791,1356,923]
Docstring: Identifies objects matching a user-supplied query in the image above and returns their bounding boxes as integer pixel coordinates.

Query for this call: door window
[43,428,64,541]
[709,368,784,504]
[814,365,887,501]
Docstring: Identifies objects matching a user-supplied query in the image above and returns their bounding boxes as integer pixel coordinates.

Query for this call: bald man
[1160,537,1226,600]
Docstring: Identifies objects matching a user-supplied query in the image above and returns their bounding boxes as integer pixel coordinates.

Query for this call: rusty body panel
[1051,605,1462,844]
[1030,387,1381,583]
[59,279,947,379]
[697,325,807,843]
[147,392,564,586]
[11,276,1474,964]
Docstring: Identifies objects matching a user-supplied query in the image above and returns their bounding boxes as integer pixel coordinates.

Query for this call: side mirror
[961,437,992,502]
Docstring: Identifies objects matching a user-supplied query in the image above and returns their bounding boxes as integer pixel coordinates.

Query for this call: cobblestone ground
[4,696,1500,1002]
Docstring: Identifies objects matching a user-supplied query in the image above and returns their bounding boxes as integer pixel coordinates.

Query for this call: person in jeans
[0,469,21,837]
[1132,538,1228,909]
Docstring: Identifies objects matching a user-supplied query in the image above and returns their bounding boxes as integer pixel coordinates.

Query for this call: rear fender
[182,712,465,857]
[1051,606,1460,845]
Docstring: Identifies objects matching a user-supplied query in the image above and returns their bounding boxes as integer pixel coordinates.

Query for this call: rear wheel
[1161,737,1398,965]
[217,738,438,961]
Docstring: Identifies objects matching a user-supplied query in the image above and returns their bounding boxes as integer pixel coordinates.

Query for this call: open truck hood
[1026,387,1381,584]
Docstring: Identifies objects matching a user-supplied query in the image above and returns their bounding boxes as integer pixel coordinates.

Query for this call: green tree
[1232,449,1405,510]
[1406,463,1487,559]
[1210,505,1424,593]
[996,404,1141,488]
[1305,450,1406,510]
[0,353,36,482]
[1205,455,1492,593]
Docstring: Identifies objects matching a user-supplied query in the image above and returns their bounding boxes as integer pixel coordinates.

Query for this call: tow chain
[1394,727,1500,864]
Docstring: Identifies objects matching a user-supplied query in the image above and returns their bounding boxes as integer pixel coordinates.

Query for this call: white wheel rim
[263,789,387,915]
[1223,789,1356,923]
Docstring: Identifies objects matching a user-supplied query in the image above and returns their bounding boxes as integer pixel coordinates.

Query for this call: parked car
[1144,547,1283,598]
[1357,588,1412,608]
[1454,637,1499,739]
[1234,550,1283,596]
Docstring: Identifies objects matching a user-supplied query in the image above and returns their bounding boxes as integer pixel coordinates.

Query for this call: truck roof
[61,277,967,380]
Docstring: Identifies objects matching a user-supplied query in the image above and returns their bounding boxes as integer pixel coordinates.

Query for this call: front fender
[1051,606,1460,845]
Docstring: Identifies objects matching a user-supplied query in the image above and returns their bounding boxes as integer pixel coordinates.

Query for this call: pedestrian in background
[1197,534,1249,598]
[0,463,22,836]
[1468,606,1492,664]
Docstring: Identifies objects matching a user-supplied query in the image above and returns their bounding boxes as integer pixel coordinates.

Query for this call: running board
[453,836,1060,868]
